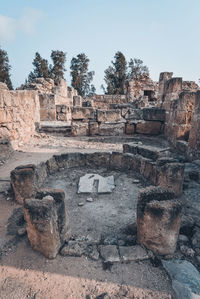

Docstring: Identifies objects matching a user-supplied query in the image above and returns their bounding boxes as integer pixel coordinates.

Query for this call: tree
[0,47,13,89]
[50,50,66,83]
[103,51,127,94]
[28,52,50,82]
[70,53,95,97]
[128,58,149,80]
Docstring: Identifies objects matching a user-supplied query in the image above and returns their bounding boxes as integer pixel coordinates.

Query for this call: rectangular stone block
[136,121,162,135]
[10,164,37,204]
[142,108,165,122]
[99,122,124,136]
[89,121,99,135]
[72,107,95,120]
[125,122,135,135]
[97,109,122,122]
[71,120,89,136]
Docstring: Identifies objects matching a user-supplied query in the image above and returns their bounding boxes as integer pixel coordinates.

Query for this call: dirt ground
[0,134,175,298]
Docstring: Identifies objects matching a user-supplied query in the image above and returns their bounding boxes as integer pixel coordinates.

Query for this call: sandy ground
[0,134,174,298]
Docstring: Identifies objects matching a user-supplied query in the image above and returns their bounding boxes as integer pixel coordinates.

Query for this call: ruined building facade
[0,72,199,161]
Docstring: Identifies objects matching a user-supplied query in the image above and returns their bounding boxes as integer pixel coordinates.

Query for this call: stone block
[24,188,71,259]
[142,108,165,122]
[137,186,181,255]
[97,109,122,122]
[54,152,86,169]
[119,245,149,262]
[136,121,162,135]
[85,152,111,167]
[71,120,89,136]
[110,152,123,169]
[89,121,99,135]
[99,245,120,263]
[125,122,135,134]
[73,96,82,107]
[10,164,37,204]
[99,122,124,136]
[72,107,95,120]
[36,188,71,244]
[158,163,184,196]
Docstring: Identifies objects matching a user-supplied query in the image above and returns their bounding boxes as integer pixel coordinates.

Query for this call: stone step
[39,121,71,136]
[123,142,171,161]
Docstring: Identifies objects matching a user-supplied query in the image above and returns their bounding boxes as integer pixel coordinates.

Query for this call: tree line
[0,47,149,97]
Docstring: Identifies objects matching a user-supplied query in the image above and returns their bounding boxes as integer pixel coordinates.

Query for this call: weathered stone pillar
[137,186,181,255]
[10,164,37,204]
[158,72,173,101]
[188,90,200,159]
[23,188,71,259]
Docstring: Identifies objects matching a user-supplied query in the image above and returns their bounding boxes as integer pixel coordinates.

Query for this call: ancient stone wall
[0,83,40,150]
[126,76,159,103]
[19,78,76,121]
[71,106,165,137]
[188,91,200,159]
[160,73,199,160]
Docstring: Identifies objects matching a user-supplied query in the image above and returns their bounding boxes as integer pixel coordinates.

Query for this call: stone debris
[119,245,149,262]
[99,245,120,263]
[86,197,93,202]
[78,173,115,194]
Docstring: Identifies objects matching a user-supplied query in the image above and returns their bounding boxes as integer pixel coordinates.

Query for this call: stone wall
[71,106,165,137]
[161,74,200,160]
[126,76,159,103]
[0,83,40,150]
[20,78,76,122]
[188,91,200,159]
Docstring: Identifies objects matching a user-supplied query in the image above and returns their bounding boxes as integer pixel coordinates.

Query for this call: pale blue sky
[0,0,200,91]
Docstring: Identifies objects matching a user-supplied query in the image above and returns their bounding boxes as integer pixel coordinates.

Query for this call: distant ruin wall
[162,76,200,160]
[0,83,40,150]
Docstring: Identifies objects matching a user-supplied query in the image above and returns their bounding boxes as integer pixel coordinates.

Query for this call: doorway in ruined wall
[143,90,155,102]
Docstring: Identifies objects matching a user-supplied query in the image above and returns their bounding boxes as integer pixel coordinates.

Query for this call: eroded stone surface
[78,173,115,194]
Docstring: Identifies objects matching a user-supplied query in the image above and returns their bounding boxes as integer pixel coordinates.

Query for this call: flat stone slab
[119,245,149,262]
[162,259,200,299]
[78,173,115,194]
[99,245,120,263]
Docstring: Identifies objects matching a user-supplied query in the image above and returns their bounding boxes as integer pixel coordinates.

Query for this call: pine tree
[28,52,50,82]
[50,50,66,83]
[128,58,149,80]
[103,51,127,94]
[70,53,95,97]
[0,47,13,89]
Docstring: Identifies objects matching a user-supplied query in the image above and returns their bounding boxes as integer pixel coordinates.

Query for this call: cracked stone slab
[99,245,120,263]
[119,245,149,262]
[78,173,115,194]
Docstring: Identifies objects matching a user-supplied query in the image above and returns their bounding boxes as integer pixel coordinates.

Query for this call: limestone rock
[119,245,149,262]
[24,188,71,259]
[137,186,181,255]
[99,245,120,263]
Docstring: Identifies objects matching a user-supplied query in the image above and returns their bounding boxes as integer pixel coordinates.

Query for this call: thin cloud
[0,14,17,42]
[0,8,43,44]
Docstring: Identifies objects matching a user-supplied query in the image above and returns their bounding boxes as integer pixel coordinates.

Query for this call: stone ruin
[0,71,200,298]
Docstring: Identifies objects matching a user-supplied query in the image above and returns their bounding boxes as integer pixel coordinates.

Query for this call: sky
[0,0,200,92]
